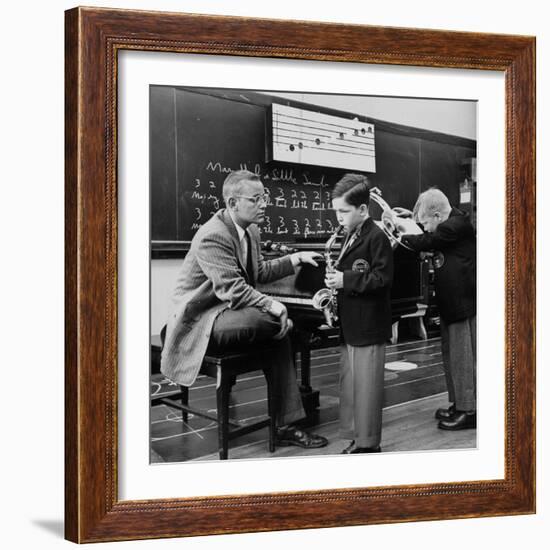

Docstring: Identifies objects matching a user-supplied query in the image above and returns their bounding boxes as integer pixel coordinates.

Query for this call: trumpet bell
[380,210,415,251]
[381,209,397,234]
[370,187,415,251]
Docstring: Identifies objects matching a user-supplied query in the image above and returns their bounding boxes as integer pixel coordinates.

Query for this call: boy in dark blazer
[325,174,394,453]
[401,188,476,430]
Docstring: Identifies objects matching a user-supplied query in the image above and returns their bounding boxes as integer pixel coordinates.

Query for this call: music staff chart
[271,103,376,173]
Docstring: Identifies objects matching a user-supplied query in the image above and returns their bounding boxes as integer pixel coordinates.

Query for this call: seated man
[161,170,328,449]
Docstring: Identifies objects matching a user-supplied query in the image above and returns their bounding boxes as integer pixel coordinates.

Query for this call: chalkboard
[150,87,476,245]
[153,88,348,242]
[192,161,340,239]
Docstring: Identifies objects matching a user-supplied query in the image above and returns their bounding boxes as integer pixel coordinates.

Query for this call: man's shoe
[276,427,328,449]
[438,411,476,430]
[435,403,456,421]
[348,446,381,454]
[341,440,356,454]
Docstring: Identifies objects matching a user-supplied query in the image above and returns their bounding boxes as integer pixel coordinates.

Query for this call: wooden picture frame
[65,6,536,543]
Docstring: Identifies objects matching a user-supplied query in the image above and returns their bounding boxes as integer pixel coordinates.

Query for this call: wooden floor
[150,336,476,463]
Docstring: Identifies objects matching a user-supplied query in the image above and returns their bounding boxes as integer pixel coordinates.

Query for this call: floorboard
[151,336,476,462]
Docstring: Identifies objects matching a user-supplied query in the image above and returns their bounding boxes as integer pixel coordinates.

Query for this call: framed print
[65,6,535,543]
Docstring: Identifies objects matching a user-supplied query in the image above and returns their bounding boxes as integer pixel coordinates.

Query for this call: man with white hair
[402,188,477,430]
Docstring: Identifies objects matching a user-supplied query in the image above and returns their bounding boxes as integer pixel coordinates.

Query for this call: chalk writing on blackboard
[181,159,339,241]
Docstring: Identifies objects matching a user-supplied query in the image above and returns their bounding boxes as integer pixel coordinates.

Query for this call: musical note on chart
[271,103,376,172]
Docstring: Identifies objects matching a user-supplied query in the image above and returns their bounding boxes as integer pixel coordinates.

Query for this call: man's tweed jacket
[161,209,295,387]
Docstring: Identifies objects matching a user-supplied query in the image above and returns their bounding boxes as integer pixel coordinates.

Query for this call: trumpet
[369,187,415,251]
[312,225,345,327]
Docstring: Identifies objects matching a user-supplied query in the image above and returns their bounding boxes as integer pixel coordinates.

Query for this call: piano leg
[293,333,321,425]
[300,346,312,392]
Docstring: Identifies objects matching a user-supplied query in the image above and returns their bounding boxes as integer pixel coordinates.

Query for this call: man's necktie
[244,230,255,286]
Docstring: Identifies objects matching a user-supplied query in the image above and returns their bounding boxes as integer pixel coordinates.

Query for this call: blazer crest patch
[352,259,370,273]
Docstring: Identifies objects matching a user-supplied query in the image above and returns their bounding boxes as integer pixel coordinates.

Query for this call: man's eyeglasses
[235,193,269,206]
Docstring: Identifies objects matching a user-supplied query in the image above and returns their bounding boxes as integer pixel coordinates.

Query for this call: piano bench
[152,339,278,460]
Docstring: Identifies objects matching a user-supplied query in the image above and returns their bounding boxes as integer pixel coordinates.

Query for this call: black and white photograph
[149,87,477,463]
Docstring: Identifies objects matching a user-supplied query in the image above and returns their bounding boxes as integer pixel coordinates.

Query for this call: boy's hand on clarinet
[325,270,344,289]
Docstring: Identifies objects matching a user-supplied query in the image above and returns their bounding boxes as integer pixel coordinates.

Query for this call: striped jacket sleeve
[195,231,272,311]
